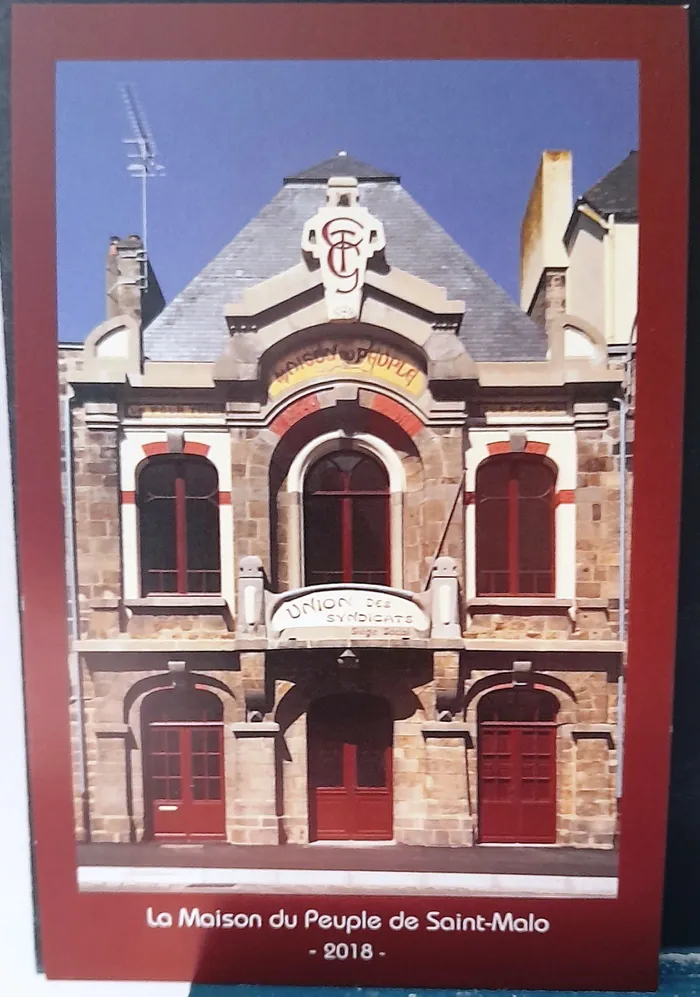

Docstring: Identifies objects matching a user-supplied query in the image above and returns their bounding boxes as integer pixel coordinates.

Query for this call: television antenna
[120,83,165,289]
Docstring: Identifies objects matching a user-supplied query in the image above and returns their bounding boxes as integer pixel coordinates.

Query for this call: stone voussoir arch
[463,672,578,726]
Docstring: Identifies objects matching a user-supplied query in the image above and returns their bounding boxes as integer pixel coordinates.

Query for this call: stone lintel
[421,722,472,739]
[73,639,241,653]
[230,723,280,737]
[467,597,573,609]
[124,596,228,610]
[464,639,624,653]
[95,723,130,738]
[569,725,616,743]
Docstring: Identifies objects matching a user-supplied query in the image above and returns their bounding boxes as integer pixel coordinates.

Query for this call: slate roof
[284,152,400,183]
[143,157,548,363]
[581,151,638,221]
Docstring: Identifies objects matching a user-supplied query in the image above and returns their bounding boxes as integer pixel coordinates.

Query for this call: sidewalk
[77,842,618,898]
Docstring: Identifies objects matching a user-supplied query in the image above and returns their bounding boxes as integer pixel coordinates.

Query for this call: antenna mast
[120,83,165,290]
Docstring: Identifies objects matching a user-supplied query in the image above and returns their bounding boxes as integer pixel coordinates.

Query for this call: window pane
[139,497,176,593]
[309,740,343,787]
[304,495,343,584]
[476,459,512,594]
[356,744,387,788]
[350,456,388,491]
[518,463,554,593]
[476,496,509,593]
[352,496,389,584]
[184,459,218,499]
[186,496,220,571]
[141,460,177,498]
[306,456,345,493]
[208,778,222,800]
[151,754,166,777]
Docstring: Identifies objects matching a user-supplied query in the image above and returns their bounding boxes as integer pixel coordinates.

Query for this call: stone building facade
[62,151,636,851]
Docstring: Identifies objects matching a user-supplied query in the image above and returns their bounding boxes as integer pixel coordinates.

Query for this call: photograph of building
[56,61,637,896]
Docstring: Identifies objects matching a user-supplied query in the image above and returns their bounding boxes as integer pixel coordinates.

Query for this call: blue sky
[56,60,638,342]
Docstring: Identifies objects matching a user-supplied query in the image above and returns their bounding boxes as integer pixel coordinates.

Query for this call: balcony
[236,555,461,648]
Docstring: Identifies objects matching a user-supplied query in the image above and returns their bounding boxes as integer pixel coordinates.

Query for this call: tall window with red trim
[138,456,221,595]
[475,454,555,596]
[303,451,390,586]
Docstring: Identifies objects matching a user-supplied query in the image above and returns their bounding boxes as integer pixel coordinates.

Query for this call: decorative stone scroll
[301,177,385,321]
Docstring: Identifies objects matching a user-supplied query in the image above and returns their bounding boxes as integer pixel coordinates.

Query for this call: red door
[142,688,226,841]
[309,694,393,841]
[477,688,559,844]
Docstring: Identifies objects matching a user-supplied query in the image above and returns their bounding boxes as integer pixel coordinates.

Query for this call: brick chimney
[520,151,572,333]
[106,235,165,328]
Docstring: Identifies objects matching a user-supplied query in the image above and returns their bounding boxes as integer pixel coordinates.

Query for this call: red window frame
[475,454,556,596]
[137,455,221,595]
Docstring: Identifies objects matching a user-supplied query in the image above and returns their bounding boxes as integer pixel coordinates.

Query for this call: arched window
[476,455,555,596]
[303,451,390,586]
[137,456,220,595]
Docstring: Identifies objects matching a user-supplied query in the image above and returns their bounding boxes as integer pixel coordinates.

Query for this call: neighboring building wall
[566,214,606,336]
[610,222,639,346]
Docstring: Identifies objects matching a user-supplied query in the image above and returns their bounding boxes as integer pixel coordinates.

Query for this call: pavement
[76,841,618,896]
[77,841,618,877]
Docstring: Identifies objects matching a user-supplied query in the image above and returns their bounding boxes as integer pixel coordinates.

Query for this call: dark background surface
[1,0,698,990]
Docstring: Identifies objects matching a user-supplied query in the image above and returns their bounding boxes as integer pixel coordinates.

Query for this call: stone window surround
[119,429,235,609]
[285,430,406,590]
[465,428,577,604]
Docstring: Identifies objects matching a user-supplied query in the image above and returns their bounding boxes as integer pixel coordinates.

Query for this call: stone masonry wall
[575,417,621,639]
[72,403,122,638]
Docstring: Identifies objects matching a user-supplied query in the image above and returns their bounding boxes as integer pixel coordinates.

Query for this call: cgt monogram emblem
[302,177,386,321]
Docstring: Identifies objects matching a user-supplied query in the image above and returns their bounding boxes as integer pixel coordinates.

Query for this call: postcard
[10,2,688,989]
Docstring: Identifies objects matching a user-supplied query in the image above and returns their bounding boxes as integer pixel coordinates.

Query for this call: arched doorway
[141,686,225,841]
[303,451,390,586]
[308,693,393,841]
[477,687,559,844]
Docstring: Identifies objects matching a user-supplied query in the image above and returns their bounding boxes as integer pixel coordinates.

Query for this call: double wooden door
[142,688,226,840]
[308,694,393,841]
[477,688,559,844]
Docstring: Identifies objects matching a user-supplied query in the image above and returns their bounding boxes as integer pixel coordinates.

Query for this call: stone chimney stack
[520,151,572,333]
[106,235,165,329]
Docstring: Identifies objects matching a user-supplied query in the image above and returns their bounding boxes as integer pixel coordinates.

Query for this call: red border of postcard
[10,3,688,989]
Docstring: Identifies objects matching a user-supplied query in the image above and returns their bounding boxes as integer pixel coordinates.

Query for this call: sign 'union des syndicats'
[269,586,431,638]
[268,338,426,399]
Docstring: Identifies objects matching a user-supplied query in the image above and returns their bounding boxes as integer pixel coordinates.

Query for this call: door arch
[141,686,226,841]
[477,687,559,844]
[303,451,390,586]
[308,693,393,841]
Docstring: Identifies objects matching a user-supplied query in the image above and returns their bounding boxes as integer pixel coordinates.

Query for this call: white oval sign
[270,587,430,637]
